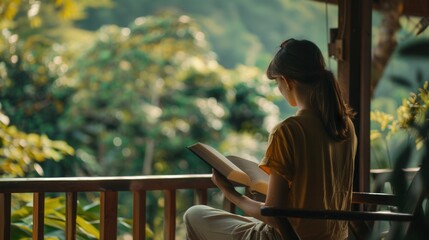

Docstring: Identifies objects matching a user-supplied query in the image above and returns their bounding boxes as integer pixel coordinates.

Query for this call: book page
[188,143,251,187]
[227,155,269,195]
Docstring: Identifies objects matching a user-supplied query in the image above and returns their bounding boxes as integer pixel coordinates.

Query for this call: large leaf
[76,215,100,239]
[44,215,66,232]
[11,206,32,222]
[10,223,32,238]
[398,40,429,58]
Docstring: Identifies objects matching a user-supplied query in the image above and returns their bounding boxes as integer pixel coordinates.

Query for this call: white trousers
[183,205,282,240]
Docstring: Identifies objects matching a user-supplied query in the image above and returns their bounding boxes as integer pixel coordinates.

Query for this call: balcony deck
[0,174,235,240]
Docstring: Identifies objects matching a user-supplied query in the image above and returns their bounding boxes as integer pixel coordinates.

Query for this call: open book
[188,142,269,195]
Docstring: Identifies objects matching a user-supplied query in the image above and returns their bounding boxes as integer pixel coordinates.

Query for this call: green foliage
[0,111,74,177]
[0,1,102,176]
[57,14,279,238]
[1,2,289,238]
[0,0,112,24]
[9,193,154,239]
[75,0,335,68]
[0,30,71,135]
[396,81,429,131]
[371,81,429,169]
[389,84,429,239]
[11,194,107,239]
[62,14,279,177]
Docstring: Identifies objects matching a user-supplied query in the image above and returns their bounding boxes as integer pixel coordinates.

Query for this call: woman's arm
[212,169,290,228]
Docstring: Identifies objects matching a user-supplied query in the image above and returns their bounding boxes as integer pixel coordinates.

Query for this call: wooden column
[337,0,372,192]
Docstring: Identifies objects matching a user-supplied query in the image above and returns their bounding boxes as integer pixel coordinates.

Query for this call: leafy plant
[0,110,74,177]
[9,194,147,239]
[370,81,428,169]
[390,81,429,239]
[370,110,400,168]
[396,81,429,147]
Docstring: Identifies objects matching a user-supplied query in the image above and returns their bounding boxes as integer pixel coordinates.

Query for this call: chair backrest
[267,168,427,240]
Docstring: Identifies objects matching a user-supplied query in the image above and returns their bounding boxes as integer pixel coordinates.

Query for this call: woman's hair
[266,38,354,141]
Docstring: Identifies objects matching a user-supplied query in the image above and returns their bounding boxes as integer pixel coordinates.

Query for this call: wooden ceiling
[313,0,429,17]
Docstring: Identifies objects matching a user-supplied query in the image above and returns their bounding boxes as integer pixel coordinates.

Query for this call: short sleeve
[259,122,295,183]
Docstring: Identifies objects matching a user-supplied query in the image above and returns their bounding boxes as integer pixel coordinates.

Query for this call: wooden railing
[2,169,417,239]
[0,174,232,240]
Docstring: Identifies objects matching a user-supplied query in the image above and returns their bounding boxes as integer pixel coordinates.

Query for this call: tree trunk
[142,78,164,175]
[371,0,403,96]
[143,139,155,175]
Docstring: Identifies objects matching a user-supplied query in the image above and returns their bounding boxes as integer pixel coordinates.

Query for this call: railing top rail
[0,174,214,193]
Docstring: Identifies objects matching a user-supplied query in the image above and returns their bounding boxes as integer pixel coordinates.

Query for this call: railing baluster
[0,174,214,239]
[66,192,77,240]
[100,191,118,240]
[223,198,235,213]
[33,192,45,240]
[0,193,11,240]
[133,190,146,240]
[195,189,208,205]
[164,190,176,240]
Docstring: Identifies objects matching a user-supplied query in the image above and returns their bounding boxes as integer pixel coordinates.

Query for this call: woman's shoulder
[271,115,304,134]
[271,110,325,137]
[277,110,321,127]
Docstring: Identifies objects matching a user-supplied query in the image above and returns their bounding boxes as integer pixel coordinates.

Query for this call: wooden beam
[312,0,429,17]
[337,0,372,192]
[402,0,429,17]
[0,174,215,193]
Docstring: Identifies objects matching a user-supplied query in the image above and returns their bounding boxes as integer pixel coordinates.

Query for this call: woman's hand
[211,169,265,223]
[211,169,239,196]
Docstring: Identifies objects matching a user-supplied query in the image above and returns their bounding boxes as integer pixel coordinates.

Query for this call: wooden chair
[261,169,427,240]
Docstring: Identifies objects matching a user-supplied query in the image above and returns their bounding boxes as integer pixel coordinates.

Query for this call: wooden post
[337,0,372,193]
[133,190,147,240]
[33,192,45,240]
[164,190,176,240]
[195,189,208,205]
[223,198,236,213]
[66,192,77,240]
[0,193,11,240]
[100,191,118,240]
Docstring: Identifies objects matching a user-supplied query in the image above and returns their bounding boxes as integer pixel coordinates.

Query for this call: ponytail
[313,70,355,141]
[266,38,355,141]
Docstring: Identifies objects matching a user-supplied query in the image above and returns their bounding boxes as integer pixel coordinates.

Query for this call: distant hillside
[76,0,337,69]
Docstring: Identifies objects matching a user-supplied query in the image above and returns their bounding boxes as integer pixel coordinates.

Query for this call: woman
[184,38,357,240]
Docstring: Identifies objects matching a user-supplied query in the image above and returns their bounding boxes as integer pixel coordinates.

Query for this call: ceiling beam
[312,0,429,17]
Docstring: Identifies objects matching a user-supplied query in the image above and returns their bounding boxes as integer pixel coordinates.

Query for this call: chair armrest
[260,206,414,222]
[352,192,398,206]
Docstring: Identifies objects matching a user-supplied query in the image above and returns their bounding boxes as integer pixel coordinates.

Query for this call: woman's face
[275,77,297,106]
